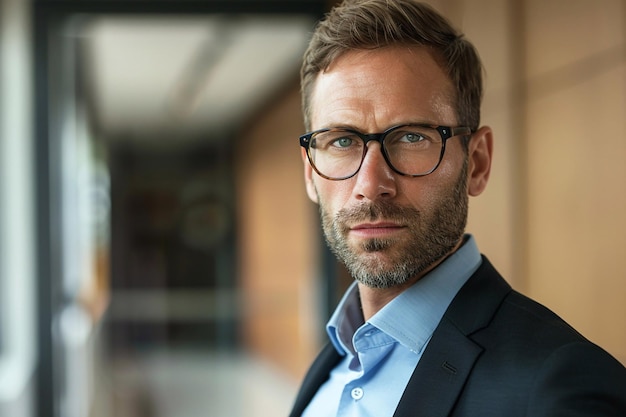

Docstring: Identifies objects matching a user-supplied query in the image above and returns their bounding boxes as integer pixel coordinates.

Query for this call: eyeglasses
[299,123,472,180]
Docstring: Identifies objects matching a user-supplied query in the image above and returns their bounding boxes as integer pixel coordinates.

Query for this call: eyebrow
[318,121,441,132]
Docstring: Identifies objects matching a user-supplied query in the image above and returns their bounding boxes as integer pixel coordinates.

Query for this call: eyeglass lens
[308,126,444,179]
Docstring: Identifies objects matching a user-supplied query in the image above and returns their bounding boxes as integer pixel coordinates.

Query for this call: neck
[358,279,416,321]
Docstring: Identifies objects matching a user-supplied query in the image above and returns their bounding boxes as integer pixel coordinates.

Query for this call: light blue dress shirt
[302,235,482,417]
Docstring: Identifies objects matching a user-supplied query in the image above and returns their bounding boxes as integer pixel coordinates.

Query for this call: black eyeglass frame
[299,123,473,180]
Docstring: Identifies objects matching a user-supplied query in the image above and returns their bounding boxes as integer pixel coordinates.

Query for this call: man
[289,0,626,416]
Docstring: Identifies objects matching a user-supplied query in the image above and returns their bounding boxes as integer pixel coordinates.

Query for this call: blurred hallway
[1,2,325,417]
[92,349,298,417]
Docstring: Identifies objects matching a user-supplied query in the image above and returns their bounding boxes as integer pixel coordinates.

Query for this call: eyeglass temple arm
[449,126,473,138]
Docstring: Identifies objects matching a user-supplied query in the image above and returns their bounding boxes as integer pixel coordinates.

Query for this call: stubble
[319,159,469,289]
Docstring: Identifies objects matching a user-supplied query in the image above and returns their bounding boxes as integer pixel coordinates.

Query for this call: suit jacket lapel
[290,257,511,417]
[393,257,511,417]
[393,318,482,417]
[289,343,342,417]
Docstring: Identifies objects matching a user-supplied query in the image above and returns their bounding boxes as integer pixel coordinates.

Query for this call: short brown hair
[301,0,483,138]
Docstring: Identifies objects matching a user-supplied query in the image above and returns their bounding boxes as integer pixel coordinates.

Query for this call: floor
[91,349,299,417]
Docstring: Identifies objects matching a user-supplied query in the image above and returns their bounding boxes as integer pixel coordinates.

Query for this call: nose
[352,142,397,201]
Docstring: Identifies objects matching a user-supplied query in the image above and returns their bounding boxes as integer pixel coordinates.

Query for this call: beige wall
[235,83,322,378]
[460,0,626,364]
[523,0,626,364]
[236,0,626,380]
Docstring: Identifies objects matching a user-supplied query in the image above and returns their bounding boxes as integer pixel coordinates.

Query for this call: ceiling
[80,14,315,146]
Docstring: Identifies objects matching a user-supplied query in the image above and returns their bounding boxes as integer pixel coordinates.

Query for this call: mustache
[335,201,421,225]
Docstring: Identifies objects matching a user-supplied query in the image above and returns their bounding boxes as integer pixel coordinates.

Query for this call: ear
[302,148,319,203]
[467,126,493,197]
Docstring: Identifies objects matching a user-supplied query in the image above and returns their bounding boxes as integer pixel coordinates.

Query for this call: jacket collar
[289,256,511,417]
[392,256,511,417]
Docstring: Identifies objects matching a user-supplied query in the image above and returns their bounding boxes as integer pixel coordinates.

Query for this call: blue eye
[401,133,425,143]
[332,137,354,148]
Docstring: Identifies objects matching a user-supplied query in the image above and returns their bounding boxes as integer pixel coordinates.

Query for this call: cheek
[438,146,463,175]
[400,164,463,209]
[433,146,468,190]
[314,178,353,211]
[401,181,436,211]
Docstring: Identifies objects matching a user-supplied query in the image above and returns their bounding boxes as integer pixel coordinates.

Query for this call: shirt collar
[326,234,482,356]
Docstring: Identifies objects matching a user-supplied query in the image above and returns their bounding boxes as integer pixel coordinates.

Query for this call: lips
[349,221,405,238]
[351,221,402,230]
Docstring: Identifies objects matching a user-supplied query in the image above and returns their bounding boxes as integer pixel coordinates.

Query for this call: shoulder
[468,268,619,369]
[493,289,586,346]
[453,257,607,352]
[455,264,626,415]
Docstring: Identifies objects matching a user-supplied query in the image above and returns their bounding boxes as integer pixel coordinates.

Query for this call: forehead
[310,45,456,130]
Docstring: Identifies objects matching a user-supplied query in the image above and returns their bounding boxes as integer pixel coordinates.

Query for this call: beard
[319,159,469,289]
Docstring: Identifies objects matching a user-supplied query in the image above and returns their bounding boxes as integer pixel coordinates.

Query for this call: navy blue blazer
[290,257,626,416]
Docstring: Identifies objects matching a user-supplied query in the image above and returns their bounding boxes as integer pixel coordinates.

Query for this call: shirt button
[351,387,364,400]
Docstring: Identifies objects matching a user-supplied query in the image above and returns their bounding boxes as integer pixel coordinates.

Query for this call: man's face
[303,45,479,289]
